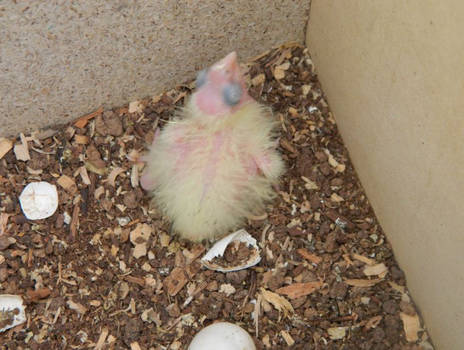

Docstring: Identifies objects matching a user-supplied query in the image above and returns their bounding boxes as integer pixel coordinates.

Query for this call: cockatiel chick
[141,52,284,241]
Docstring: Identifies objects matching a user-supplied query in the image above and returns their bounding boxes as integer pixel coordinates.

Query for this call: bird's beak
[222,51,238,69]
[215,51,239,75]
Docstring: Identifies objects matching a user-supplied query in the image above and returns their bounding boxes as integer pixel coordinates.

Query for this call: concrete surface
[0,1,310,137]
[307,1,464,349]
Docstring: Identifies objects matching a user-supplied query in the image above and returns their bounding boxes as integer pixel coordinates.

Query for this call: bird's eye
[195,69,208,88]
[223,83,242,106]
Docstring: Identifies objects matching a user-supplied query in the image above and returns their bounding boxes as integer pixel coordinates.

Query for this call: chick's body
[142,52,284,241]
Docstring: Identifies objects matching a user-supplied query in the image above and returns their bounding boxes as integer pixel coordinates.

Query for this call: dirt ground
[0,44,434,349]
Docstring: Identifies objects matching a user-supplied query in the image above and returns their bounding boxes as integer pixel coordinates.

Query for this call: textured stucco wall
[307,1,464,349]
[0,1,310,137]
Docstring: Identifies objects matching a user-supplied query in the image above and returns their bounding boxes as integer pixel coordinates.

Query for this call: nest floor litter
[0,43,433,349]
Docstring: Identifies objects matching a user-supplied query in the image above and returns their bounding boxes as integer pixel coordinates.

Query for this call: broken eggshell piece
[201,229,261,272]
[19,182,58,220]
[0,294,26,333]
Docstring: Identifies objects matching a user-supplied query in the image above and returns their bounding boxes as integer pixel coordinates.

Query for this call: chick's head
[192,52,252,117]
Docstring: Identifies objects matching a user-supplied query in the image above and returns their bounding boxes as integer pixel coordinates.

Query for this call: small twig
[52,307,61,324]
[57,261,62,286]
[30,146,56,155]
[254,293,262,337]
[109,303,132,317]
[70,204,80,239]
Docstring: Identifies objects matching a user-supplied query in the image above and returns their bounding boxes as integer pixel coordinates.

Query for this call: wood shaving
[74,107,103,128]
[352,253,376,265]
[74,134,89,145]
[328,327,347,340]
[400,312,421,342]
[281,330,295,346]
[260,288,294,317]
[164,267,189,297]
[57,175,77,194]
[344,278,383,288]
[0,138,13,160]
[364,315,383,330]
[363,263,388,276]
[128,101,143,114]
[13,134,30,161]
[276,281,322,299]
[94,327,108,350]
[296,248,322,264]
[67,299,87,315]
[79,166,92,185]
[107,167,125,187]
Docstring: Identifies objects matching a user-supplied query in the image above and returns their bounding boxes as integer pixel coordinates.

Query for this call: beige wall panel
[0,1,310,137]
[307,1,464,349]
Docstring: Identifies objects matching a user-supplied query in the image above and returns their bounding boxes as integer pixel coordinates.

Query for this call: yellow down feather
[144,98,284,241]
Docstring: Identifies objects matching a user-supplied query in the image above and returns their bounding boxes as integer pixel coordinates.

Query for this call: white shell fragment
[201,229,261,272]
[188,322,256,350]
[0,295,26,333]
[19,182,58,220]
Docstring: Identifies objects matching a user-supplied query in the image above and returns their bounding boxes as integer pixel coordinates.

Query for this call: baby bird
[141,52,284,241]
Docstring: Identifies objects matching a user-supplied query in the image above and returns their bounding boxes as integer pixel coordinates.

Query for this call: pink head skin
[192,52,252,116]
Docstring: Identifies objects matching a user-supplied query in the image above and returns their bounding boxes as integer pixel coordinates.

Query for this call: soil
[0,43,433,349]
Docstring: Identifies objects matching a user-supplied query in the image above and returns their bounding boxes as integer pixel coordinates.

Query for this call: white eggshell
[0,294,26,333]
[19,182,58,220]
[201,229,261,272]
[189,322,256,350]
